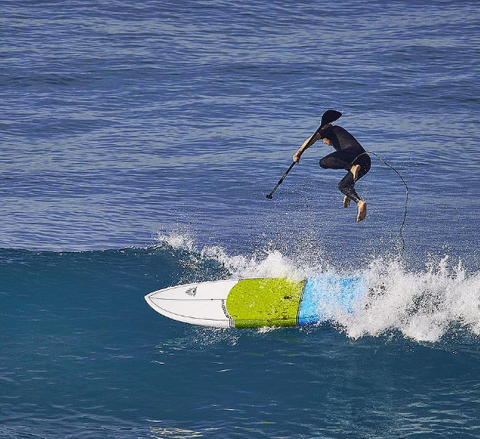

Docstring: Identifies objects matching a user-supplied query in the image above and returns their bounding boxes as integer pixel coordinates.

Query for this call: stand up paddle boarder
[293,110,371,222]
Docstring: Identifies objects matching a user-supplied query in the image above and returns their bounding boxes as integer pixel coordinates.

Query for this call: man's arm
[293,132,322,163]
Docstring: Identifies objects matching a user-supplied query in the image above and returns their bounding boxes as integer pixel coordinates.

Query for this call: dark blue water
[2,0,480,437]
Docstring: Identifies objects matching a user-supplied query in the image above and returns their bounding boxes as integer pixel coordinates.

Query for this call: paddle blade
[321,109,342,127]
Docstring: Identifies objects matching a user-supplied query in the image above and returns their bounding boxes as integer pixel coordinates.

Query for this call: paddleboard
[145,275,366,328]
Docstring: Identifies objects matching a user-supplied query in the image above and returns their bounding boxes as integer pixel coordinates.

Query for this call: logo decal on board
[185,286,197,297]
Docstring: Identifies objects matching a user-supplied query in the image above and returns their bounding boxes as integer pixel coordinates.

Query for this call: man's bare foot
[356,200,367,222]
[343,195,351,208]
[350,164,361,182]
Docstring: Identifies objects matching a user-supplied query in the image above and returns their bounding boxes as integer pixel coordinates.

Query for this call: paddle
[266,109,342,200]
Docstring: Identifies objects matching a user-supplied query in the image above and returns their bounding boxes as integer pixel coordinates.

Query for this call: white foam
[155,231,309,281]
[338,257,480,342]
[156,231,195,252]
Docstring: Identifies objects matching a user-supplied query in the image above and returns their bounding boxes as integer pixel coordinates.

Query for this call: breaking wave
[156,232,480,343]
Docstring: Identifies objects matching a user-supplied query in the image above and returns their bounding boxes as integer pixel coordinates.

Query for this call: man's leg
[320,150,370,222]
[338,172,367,222]
[319,151,350,170]
[320,150,363,181]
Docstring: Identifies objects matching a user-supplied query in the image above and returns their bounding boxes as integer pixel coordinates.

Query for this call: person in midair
[293,110,371,222]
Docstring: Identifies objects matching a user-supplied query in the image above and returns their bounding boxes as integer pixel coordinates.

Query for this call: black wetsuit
[316,125,371,203]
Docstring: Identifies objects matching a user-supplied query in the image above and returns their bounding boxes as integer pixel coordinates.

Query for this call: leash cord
[355,151,409,250]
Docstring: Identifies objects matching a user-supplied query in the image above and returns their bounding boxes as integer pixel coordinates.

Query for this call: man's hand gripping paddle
[266,109,342,199]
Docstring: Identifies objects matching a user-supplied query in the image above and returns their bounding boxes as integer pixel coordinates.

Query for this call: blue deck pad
[298,275,367,326]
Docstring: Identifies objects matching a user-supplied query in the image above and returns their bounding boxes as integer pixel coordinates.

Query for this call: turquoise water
[2,245,480,438]
[2,0,480,437]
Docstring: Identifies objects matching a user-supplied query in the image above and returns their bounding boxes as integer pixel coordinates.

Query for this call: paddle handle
[266,162,296,199]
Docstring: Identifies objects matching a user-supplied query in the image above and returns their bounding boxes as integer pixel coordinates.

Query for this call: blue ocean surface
[2,0,480,437]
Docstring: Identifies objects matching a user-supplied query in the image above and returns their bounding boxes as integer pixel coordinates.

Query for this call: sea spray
[156,231,311,281]
[337,257,480,342]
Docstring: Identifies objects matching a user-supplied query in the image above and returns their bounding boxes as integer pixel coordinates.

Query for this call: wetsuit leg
[319,150,371,203]
[338,172,360,203]
[319,150,351,170]
[338,154,371,203]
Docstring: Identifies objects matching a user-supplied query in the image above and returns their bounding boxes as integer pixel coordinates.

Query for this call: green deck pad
[226,278,305,328]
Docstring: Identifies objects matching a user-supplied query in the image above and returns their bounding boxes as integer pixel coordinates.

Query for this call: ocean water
[2,0,480,437]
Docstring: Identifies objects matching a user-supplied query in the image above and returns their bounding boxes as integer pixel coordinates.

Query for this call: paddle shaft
[266,162,296,199]
[266,130,320,199]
